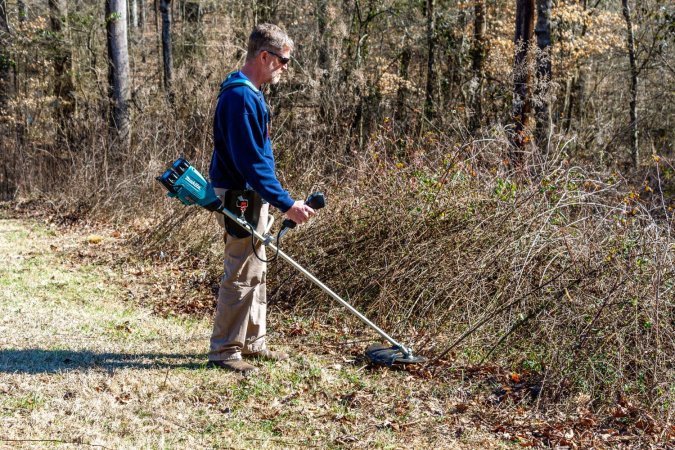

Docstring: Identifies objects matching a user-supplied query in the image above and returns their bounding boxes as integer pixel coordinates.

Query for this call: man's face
[262,46,291,85]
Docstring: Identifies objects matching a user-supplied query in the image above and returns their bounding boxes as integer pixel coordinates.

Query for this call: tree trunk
[129,0,138,29]
[160,0,173,104]
[622,0,638,168]
[106,0,131,149]
[138,0,145,29]
[534,0,552,144]
[395,43,411,124]
[423,0,435,122]
[49,0,74,139]
[316,0,331,121]
[0,0,15,200]
[468,0,486,132]
[0,0,11,111]
[0,0,7,31]
[316,0,329,73]
[510,0,535,162]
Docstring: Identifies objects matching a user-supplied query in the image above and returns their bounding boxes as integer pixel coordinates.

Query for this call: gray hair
[246,23,294,61]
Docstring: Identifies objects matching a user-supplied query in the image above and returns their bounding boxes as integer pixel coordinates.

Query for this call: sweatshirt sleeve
[223,92,295,212]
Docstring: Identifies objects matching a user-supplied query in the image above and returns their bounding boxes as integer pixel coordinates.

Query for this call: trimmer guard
[365,343,426,366]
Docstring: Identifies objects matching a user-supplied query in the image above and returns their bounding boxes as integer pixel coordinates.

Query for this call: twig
[429,263,601,367]
[246,437,320,448]
[161,366,171,388]
[0,439,111,449]
[478,300,552,365]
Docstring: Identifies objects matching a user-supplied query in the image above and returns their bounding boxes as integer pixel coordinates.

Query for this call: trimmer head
[365,344,426,366]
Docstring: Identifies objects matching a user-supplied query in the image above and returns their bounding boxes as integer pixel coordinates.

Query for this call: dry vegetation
[0,216,512,449]
[0,0,673,447]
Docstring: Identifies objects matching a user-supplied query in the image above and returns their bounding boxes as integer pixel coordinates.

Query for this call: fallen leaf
[87,234,103,244]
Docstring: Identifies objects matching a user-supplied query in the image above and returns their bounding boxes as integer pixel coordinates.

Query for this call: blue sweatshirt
[209,71,294,212]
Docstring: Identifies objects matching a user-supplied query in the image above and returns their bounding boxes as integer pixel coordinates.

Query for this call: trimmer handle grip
[282,192,325,230]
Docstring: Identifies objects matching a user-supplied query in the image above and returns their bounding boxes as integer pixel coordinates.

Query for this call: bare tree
[468,0,486,132]
[138,0,145,29]
[395,41,411,128]
[106,0,131,149]
[0,0,7,32]
[160,0,173,104]
[0,0,10,111]
[0,0,12,155]
[49,0,74,139]
[423,0,435,121]
[510,0,535,160]
[316,0,329,73]
[622,0,639,168]
[129,0,138,29]
[534,0,552,143]
[0,0,14,201]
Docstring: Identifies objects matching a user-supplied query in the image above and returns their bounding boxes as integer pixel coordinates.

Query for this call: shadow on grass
[0,349,207,373]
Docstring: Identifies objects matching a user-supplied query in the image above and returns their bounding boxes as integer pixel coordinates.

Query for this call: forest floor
[0,211,671,449]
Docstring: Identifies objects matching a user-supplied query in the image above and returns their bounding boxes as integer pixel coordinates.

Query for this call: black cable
[249,222,282,263]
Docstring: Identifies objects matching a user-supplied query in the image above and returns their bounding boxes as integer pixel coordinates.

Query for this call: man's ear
[259,50,268,64]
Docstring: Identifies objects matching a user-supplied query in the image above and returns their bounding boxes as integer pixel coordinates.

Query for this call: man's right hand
[285,200,315,225]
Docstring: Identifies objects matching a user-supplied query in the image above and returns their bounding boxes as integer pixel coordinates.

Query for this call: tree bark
[510,0,535,161]
[49,0,74,139]
[534,0,552,144]
[160,0,173,104]
[622,0,638,168]
[0,0,10,111]
[138,0,145,29]
[0,0,7,32]
[0,0,14,199]
[395,42,411,125]
[424,0,435,122]
[129,0,138,29]
[106,0,131,149]
[468,0,486,132]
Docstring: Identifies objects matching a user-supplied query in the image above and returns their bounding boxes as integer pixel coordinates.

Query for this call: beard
[270,72,282,85]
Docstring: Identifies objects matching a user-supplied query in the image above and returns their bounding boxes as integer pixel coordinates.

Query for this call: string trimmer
[157,158,425,366]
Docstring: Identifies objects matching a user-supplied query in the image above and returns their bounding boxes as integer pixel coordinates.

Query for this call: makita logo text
[184,176,201,191]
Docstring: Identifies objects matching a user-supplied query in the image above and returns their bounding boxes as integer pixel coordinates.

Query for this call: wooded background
[0,0,673,422]
[0,0,672,199]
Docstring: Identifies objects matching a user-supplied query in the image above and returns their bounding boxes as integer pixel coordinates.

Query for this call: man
[207,24,315,375]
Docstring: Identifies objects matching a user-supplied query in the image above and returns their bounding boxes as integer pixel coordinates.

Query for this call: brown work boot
[244,349,289,362]
[207,359,259,375]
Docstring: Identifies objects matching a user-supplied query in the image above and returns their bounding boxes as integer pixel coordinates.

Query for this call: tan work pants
[209,188,269,361]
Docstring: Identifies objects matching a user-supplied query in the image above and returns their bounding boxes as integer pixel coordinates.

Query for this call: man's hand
[285,200,315,225]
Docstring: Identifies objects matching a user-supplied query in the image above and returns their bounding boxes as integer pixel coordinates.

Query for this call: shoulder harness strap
[217,72,258,98]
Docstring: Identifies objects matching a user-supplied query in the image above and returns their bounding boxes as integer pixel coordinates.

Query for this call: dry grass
[0,217,509,449]
[127,131,673,426]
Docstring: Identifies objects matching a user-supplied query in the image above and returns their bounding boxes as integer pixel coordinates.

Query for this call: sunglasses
[266,50,291,65]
